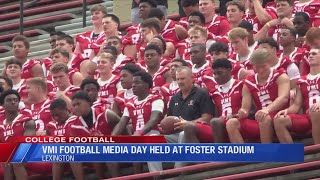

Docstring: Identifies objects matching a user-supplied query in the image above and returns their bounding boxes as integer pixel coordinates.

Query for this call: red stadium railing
[105,144,320,180]
[207,161,320,180]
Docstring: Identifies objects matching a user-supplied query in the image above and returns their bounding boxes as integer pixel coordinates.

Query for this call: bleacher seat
[0,13,76,32]
[0,29,44,43]
[0,0,102,21]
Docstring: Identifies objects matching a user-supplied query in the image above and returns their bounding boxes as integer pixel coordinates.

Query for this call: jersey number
[222,101,232,117]
[136,114,145,131]
[309,90,320,108]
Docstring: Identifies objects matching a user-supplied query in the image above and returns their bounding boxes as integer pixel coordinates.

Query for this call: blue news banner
[11,144,304,163]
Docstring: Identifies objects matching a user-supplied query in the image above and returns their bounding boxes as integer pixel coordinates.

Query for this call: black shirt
[168,86,214,121]
[132,0,168,8]
[82,110,93,128]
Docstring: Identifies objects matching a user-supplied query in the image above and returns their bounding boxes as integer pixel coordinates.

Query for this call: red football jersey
[113,89,135,115]
[0,106,32,124]
[192,61,214,88]
[0,114,33,142]
[244,69,288,111]
[160,20,180,46]
[92,98,110,112]
[205,15,231,36]
[244,5,277,33]
[160,81,179,107]
[228,59,246,80]
[70,107,112,136]
[75,31,106,58]
[178,17,188,30]
[229,53,254,73]
[294,0,320,27]
[27,99,52,133]
[46,116,76,136]
[41,57,52,77]
[296,74,320,112]
[125,94,163,132]
[150,66,170,94]
[126,24,141,38]
[68,53,87,70]
[204,77,243,117]
[97,75,121,104]
[278,48,308,66]
[21,59,41,79]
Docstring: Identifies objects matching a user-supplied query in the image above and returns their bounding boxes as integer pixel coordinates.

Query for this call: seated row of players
[0,43,319,178]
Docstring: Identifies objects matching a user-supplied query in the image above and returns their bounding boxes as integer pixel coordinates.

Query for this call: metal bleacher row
[0,0,320,179]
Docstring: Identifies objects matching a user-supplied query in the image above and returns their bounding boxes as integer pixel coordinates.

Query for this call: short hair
[0,89,20,105]
[238,20,254,32]
[226,0,245,12]
[228,27,249,40]
[133,71,153,89]
[56,34,74,45]
[107,36,123,45]
[90,4,108,15]
[50,98,68,111]
[250,48,270,64]
[140,18,161,33]
[0,86,3,94]
[103,14,120,29]
[102,45,118,59]
[140,0,157,8]
[50,62,69,74]
[5,58,22,69]
[99,52,115,63]
[50,48,70,59]
[188,25,208,39]
[71,91,92,103]
[12,35,30,49]
[121,63,142,75]
[50,31,66,37]
[26,77,48,92]
[208,42,229,54]
[0,76,13,88]
[181,0,199,7]
[212,58,232,70]
[148,8,165,20]
[306,27,320,45]
[283,27,297,38]
[176,66,193,77]
[191,43,206,52]
[188,11,206,25]
[172,59,189,67]
[275,0,294,6]
[294,12,310,22]
[145,44,162,55]
[258,37,279,51]
[151,35,167,53]
[80,78,100,91]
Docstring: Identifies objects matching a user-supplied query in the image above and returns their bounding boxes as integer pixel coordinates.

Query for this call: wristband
[266,22,271,28]
[137,130,145,136]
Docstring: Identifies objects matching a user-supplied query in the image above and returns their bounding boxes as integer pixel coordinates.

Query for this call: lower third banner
[9,144,304,163]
